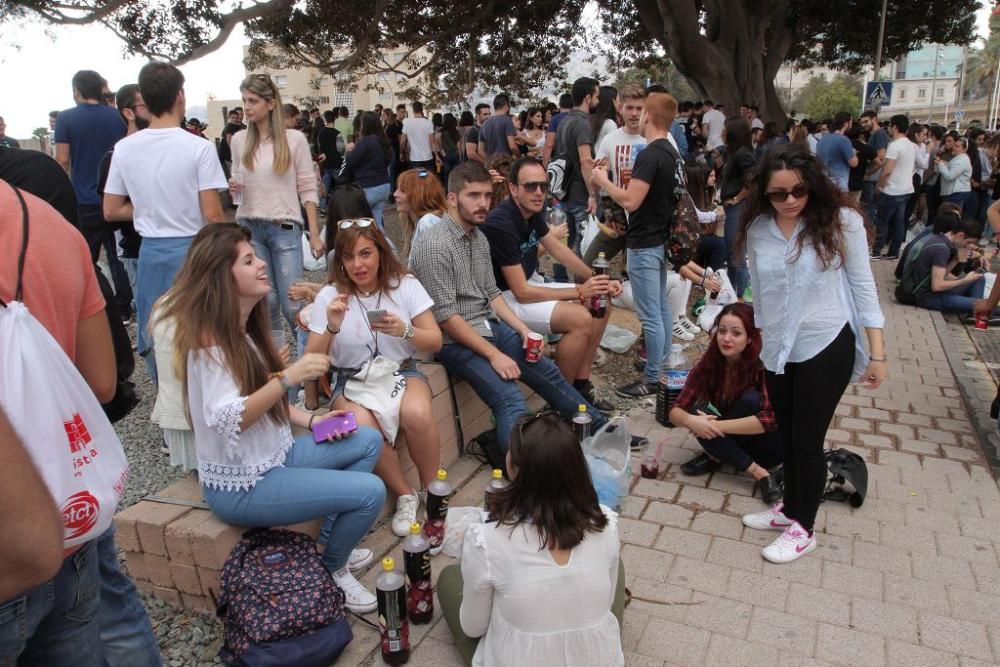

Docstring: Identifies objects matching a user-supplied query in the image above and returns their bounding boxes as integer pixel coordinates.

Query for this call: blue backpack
[216,528,352,667]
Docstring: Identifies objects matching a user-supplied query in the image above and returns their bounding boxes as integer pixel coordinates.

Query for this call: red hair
[690,303,764,405]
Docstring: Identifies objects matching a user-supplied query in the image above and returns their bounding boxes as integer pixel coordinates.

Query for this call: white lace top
[187,346,293,491]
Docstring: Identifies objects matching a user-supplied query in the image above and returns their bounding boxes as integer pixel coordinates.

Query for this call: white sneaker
[331,567,378,613]
[742,503,794,531]
[679,317,702,335]
[391,491,420,537]
[761,522,816,564]
[347,548,373,572]
[672,320,695,341]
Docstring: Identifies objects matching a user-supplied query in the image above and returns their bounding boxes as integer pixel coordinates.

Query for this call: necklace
[357,286,379,297]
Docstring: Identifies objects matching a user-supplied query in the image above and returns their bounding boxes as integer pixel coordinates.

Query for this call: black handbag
[823,448,869,507]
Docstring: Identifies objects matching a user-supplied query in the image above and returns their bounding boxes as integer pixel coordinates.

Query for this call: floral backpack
[652,139,703,267]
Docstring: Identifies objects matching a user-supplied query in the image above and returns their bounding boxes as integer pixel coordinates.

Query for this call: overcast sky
[0,5,993,138]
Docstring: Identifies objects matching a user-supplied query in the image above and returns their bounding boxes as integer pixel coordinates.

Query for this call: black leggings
[693,389,782,471]
[765,325,855,532]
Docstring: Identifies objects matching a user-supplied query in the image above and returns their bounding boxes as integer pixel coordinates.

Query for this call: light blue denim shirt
[746,208,885,382]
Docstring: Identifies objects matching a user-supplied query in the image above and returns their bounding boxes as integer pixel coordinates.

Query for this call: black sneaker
[680,452,723,476]
[869,251,883,260]
[616,380,656,398]
[576,380,615,415]
[630,434,649,451]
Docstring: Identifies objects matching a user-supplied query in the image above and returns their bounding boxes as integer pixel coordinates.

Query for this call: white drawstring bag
[697,268,738,332]
[343,356,407,443]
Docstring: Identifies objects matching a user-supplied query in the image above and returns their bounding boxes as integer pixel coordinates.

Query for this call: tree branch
[169,0,296,66]
[20,0,129,25]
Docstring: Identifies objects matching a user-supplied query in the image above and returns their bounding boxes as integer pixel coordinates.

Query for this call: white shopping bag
[0,302,129,549]
[302,233,327,272]
[580,214,600,257]
[697,268,737,332]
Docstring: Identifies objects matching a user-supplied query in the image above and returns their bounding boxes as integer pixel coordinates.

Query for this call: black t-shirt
[0,146,78,226]
[480,196,551,291]
[627,138,679,250]
[316,126,343,171]
[386,123,402,158]
[465,125,480,148]
[97,150,142,258]
[912,233,956,302]
[848,140,876,192]
[719,145,755,201]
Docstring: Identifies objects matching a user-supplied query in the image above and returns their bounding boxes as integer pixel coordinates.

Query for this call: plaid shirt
[409,213,502,344]
[672,363,777,432]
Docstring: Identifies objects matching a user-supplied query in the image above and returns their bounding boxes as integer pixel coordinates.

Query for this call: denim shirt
[746,208,884,382]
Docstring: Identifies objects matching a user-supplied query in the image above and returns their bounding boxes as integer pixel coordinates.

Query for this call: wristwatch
[403,322,415,339]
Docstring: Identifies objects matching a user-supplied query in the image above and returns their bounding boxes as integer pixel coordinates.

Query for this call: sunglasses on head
[765,185,809,203]
[337,217,376,230]
[515,180,549,193]
[513,409,560,446]
[417,169,429,178]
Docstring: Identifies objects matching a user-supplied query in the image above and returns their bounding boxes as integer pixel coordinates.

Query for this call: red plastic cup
[525,332,544,363]
[976,312,989,330]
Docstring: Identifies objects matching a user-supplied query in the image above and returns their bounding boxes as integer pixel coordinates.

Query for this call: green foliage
[30,127,48,140]
[963,11,1000,100]
[792,74,863,120]
[612,57,697,101]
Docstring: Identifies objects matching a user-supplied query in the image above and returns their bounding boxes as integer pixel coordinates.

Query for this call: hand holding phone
[312,411,358,443]
[366,309,388,324]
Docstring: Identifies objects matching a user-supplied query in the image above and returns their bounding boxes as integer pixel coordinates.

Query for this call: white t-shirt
[105,128,227,238]
[403,117,434,162]
[409,213,443,262]
[702,109,726,149]
[307,275,434,369]
[595,128,647,189]
[883,137,916,196]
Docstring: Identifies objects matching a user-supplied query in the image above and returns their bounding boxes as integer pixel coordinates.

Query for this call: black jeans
[765,325,855,532]
[695,234,727,272]
[691,388,782,471]
[78,204,133,317]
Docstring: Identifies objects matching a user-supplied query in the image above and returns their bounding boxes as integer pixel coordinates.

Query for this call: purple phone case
[312,412,358,442]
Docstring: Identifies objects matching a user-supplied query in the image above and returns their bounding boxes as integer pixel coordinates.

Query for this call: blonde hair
[239,74,291,174]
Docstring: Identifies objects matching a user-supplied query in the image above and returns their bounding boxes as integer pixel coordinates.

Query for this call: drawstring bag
[343,355,407,443]
[0,185,129,549]
[583,417,632,510]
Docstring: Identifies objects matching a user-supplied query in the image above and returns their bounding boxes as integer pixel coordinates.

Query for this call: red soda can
[525,332,544,363]
[976,312,989,330]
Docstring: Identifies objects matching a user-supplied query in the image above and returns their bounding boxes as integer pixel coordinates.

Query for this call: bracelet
[326,325,340,335]
[869,356,887,363]
[308,414,316,429]
[270,371,291,390]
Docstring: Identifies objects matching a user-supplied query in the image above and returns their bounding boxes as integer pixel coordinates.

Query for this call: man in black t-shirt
[481,157,620,412]
[465,103,491,164]
[592,91,681,398]
[909,216,994,317]
[316,110,343,209]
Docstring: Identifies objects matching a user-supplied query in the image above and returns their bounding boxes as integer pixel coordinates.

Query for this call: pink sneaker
[762,522,816,564]
[742,503,794,531]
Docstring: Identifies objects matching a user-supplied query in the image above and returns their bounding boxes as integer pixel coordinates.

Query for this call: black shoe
[633,357,646,372]
[884,254,899,260]
[759,474,783,505]
[616,380,656,398]
[630,435,649,451]
[870,251,883,260]
[576,380,615,415]
[991,398,999,420]
[680,452,723,476]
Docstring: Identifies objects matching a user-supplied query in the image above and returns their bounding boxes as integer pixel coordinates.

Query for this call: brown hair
[644,92,677,131]
[619,83,647,102]
[330,221,407,296]
[160,224,287,425]
[486,154,515,210]
[396,168,447,254]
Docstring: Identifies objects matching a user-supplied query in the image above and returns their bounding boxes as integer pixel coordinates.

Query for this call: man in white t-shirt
[400,101,435,171]
[701,100,726,150]
[103,62,227,380]
[874,114,916,260]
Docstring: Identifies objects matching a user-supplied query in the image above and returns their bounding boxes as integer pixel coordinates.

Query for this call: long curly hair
[737,143,854,269]
[689,303,764,407]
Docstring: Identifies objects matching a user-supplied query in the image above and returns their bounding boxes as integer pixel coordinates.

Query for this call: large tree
[2,0,982,119]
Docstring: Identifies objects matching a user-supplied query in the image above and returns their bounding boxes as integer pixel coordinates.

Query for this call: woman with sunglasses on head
[395,167,448,260]
[341,111,393,229]
[229,74,324,336]
[670,303,783,504]
[737,144,885,564]
[437,412,625,667]
[165,223,385,613]
[302,217,444,537]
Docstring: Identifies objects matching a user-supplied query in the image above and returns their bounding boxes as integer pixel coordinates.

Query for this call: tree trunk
[635,0,791,124]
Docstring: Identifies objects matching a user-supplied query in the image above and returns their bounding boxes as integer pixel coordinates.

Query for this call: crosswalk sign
[865,81,893,110]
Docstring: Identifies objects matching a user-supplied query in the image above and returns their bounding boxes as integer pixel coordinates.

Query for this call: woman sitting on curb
[438,412,625,667]
[669,303,783,505]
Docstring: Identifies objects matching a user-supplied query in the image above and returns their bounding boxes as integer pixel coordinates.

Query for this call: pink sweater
[231,129,318,224]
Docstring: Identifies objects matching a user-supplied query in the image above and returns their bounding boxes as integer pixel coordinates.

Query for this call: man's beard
[135,116,151,131]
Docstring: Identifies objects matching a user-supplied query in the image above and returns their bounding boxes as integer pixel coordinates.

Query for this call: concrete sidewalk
[357,260,1000,666]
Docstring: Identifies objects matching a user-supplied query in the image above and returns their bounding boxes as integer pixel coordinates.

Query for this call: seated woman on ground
[438,412,625,667]
[686,160,727,273]
[164,223,386,613]
[302,218,444,537]
[669,303,783,505]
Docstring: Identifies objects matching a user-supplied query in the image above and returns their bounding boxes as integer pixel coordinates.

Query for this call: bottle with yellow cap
[572,403,592,441]
[484,468,510,509]
[423,469,452,555]
[376,557,410,664]
[402,522,433,624]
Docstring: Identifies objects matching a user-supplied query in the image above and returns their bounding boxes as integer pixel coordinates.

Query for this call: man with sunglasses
[482,157,619,413]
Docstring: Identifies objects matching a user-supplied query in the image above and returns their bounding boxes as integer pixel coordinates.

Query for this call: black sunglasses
[515,180,549,193]
[513,409,560,447]
[765,185,809,203]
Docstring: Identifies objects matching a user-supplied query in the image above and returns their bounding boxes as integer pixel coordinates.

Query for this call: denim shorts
[330,361,426,401]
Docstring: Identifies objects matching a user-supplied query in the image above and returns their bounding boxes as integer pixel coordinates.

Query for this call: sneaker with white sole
[672,320,695,341]
[331,567,378,613]
[679,316,702,336]
[761,521,816,564]
[347,548,373,572]
[391,492,420,537]
[742,503,794,531]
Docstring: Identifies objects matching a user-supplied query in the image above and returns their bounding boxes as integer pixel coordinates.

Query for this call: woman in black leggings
[737,144,886,564]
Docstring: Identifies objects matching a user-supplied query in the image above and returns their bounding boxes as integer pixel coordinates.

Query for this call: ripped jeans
[238,218,304,333]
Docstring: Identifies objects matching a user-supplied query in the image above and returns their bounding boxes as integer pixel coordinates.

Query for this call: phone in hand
[705,402,722,417]
[312,412,358,443]
[366,309,388,324]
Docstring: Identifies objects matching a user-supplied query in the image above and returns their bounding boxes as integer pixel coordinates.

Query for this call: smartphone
[366,309,388,324]
[312,412,358,443]
[705,402,722,417]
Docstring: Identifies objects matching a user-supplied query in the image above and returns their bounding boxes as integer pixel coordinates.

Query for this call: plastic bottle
[572,404,593,442]
[548,203,568,245]
[656,345,690,427]
[423,469,453,555]
[376,557,410,665]
[484,468,510,508]
[402,523,433,625]
[705,268,719,301]
[590,251,610,318]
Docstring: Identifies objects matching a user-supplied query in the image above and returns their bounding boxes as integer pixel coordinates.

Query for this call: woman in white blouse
[737,144,886,564]
[437,412,625,667]
[161,223,386,613]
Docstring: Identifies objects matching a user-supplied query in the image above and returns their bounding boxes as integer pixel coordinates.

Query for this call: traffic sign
[865,81,893,110]
[955,110,965,121]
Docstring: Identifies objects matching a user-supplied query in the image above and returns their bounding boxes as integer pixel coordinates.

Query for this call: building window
[917,88,926,99]
[315,77,328,88]
[334,92,354,112]
[936,87,944,98]
[380,90,392,102]
[316,96,330,105]
[274,75,287,89]
[898,88,906,100]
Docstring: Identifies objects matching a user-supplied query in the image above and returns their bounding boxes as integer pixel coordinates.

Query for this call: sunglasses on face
[765,185,809,203]
[516,181,549,193]
[337,217,376,229]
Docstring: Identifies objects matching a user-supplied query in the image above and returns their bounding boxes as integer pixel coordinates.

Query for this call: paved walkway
[347,261,1000,666]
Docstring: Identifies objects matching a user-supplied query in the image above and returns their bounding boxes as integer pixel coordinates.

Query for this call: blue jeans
[558,200,587,283]
[239,218,304,334]
[627,246,672,384]
[945,191,971,211]
[876,192,909,257]
[436,320,607,452]
[0,539,102,666]
[97,527,162,667]
[202,429,385,572]
[917,275,986,314]
[723,201,749,298]
[861,181,878,229]
[364,183,391,230]
[321,168,340,210]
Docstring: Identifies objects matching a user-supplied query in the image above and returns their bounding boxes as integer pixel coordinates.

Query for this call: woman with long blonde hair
[393,167,447,259]
[162,223,386,613]
[229,73,324,337]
